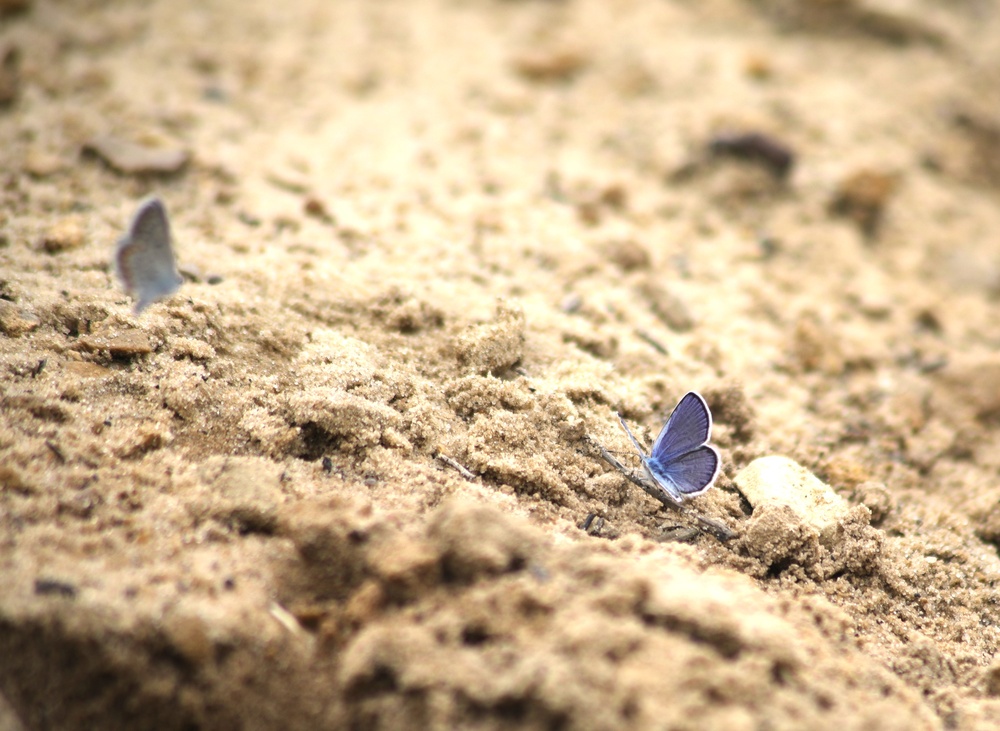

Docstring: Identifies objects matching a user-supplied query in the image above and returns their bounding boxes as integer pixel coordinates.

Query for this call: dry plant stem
[635,330,669,355]
[436,453,477,481]
[587,435,736,542]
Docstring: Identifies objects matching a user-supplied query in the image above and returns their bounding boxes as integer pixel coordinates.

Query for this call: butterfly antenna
[616,413,649,456]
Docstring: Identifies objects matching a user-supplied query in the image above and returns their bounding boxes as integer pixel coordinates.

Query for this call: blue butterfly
[619,391,721,502]
[115,197,183,315]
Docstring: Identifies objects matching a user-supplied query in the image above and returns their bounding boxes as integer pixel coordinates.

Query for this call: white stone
[733,456,851,540]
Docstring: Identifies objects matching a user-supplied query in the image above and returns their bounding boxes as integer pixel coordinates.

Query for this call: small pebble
[39,217,85,253]
[84,134,189,175]
[74,330,154,358]
[23,149,65,178]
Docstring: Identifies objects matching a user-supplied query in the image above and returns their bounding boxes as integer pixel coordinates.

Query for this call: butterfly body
[115,197,183,315]
[619,391,720,502]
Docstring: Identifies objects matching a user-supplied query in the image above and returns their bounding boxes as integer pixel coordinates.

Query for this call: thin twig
[45,440,66,464]
[635,330,669,355]
[436,453,477,481]
[584,434,736,542]
[268,602,308,639]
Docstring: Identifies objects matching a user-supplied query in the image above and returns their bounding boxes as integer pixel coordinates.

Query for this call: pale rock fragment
[734,456,852,540]
[734,456,881,579]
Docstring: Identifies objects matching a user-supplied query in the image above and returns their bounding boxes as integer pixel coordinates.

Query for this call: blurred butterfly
[619,391,720,502]
[115,197,183,315]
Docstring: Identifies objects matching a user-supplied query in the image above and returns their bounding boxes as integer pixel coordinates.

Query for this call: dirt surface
[4,0,1000,729]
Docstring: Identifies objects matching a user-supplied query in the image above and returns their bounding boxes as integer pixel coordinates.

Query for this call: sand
[3,0,1000,728]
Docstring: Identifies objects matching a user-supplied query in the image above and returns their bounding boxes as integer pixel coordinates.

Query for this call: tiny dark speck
[202,86,228,102]
[709,131,795,179]
[322,456,333,473]
[34,578,77,598]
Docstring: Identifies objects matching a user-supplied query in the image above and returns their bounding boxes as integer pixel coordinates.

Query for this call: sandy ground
[4,0,1000,728]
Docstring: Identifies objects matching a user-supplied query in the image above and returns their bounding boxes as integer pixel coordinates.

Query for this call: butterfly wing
[130,197,171,251]
[650,392,713,464]
[645,444,720,501]
[115,197,182,314]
